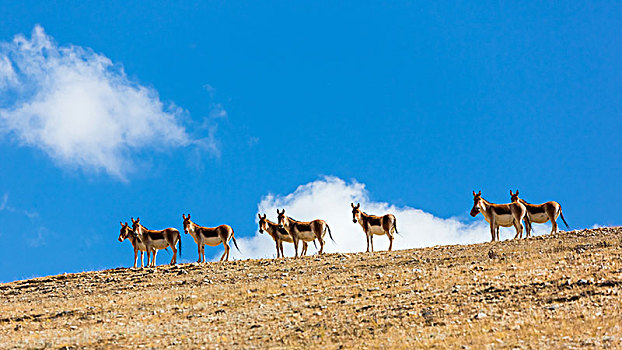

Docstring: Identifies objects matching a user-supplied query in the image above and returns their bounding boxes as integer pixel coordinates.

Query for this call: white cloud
[0,193,8,211]
[0,56,18,88]
[0,25,213,180]
[222,176,510,260]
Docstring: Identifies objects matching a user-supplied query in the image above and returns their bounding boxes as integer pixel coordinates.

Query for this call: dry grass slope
[1,227,622,349]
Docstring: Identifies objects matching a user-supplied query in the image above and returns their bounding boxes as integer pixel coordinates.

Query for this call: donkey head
[131,217,141,234]
[182,214,193,235]
[118,221,133,242]
[257,213,268,233]
[470,191,483,217]
[276,209,286,229]
[351,202,361,223]
[510,190,520,203]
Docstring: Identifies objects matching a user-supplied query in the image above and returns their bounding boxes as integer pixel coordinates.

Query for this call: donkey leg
[293,237,300,258]
[133,249,139,268]
[145,250,151,267]
[489,222,496,242]
[170,244,178,265]
[551,215,558,234]
[152,250,159,267]
[279,241,285,258]
[301,242,308,256]
[220,242,229,261]
[388,234,393,251]
[370,234,374,252]
[514,220,523,239]
[275,241,281,258]
[366,234,370,252]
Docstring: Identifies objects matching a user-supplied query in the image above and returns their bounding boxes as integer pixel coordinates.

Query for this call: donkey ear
[136,217,140,223]
[125,222,128,226]
[516,190,519,195]
[182,214,186,220]
[356,203,360,208]
[120,221,124,227]
[187,214,190,219]
[263,213,267,219]
[258,213,261,219]
[510,190,513,195]
[351,202,354,208]
[131,217,135,223]
[478,191,481,195]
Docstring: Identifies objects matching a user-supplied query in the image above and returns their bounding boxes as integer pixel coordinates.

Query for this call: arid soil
[1,227,621,349]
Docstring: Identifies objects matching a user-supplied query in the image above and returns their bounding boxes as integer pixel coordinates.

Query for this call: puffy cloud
[0,25,209,180]
[228,176,500,260]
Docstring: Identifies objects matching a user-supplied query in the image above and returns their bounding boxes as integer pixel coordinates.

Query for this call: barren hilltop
[1,227,621,349]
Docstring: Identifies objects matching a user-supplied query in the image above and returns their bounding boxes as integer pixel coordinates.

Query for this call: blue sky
[0,1,620,282]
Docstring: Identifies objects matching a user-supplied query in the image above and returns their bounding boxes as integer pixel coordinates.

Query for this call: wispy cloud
[0,192,48,245]
[0,193,8,211]
[0,25,214,180]
[223,176,499,260]
[26,226,51,247]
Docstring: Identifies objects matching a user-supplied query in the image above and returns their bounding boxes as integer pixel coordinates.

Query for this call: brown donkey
[470,191,528,241]
[351,203,398,252]
[131,217,181,267]
[258,213,313,258]
[277,209,334,258]
[182,214,239,262]
[510,191,569,236]
[118,221,148,268]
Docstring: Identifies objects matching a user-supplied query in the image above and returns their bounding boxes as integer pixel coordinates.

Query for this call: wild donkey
[119,221,148,268]
[510,191,569,236]
[470,191,528,241]
[258,213,315,258]
[277,209,334,258]
[182,214,239,262]
[131,217,181,267]
[351,203,398,252]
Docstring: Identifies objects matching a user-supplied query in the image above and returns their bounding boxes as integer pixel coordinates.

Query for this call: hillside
[1,227,621,349]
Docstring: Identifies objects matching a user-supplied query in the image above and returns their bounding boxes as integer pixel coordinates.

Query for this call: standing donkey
[182,214,239,262]
[351,203,398,252]
[510,190,569,236]
[470,191,528,241]
[258,213,314,258]
[119,221,148,268]
[277,209,334,258]
[131,217,181,267]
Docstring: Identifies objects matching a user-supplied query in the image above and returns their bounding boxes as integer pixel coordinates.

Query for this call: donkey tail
[326,224,336,243]
[393,216,402,237]
[231,230,241,253]
[559,207,570,229]
[178,233,182,258]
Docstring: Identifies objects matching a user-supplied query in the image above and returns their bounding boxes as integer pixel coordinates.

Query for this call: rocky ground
[1,227,621,349]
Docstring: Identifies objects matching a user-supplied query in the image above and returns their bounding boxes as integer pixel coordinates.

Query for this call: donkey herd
[118,190,568,268]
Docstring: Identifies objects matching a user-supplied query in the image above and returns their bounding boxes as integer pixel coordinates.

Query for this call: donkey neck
[478,198,496,221]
